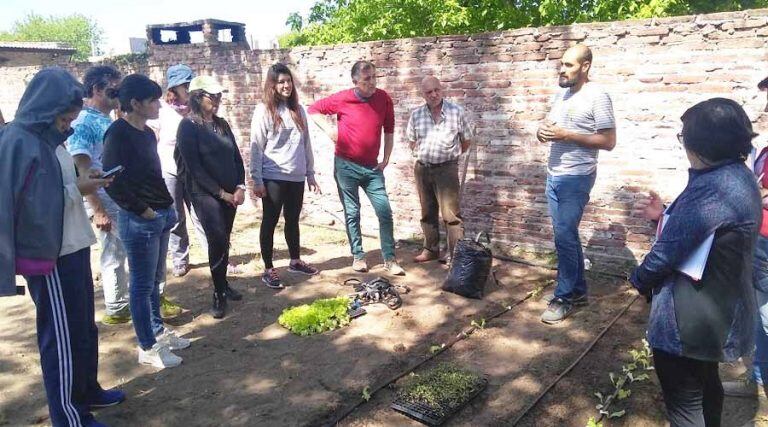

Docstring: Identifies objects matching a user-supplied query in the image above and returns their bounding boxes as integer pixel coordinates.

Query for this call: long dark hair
[263,63,306,133]
[187,89,234,138]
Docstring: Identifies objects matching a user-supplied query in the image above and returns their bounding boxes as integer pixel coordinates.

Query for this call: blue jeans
[334,156,396,261]
[546,173,596,301]
[753,236,768,384]
[118,207,176,350]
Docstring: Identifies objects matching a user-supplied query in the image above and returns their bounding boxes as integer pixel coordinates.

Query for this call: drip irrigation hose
[508,293,641,426]
[322,274,551,426]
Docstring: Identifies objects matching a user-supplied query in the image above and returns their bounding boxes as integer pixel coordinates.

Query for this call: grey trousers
[164,174,207,271]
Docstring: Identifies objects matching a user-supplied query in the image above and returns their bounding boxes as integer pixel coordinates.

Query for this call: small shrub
[278,296,350,336]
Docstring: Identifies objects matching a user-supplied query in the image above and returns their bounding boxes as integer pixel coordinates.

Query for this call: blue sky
[1,0,314,53]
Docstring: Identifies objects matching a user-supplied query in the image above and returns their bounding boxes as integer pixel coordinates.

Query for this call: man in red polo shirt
[308,60,405,275]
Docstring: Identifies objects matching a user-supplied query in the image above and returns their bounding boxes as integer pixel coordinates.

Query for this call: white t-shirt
[148,100,184,176]
[55,146,97,256]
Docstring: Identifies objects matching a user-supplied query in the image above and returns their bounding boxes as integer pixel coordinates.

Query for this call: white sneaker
[138,343,182,369]
[384,260,405,276]
[156,328,191,350]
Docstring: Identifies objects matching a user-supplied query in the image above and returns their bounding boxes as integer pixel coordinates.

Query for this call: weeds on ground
[398,363,484,416]
[278,296,351,336]
[589,339,654,425]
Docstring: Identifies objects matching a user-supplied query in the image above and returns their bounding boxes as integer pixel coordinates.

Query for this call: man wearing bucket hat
[175,75,245,319]
[148,64,202,319]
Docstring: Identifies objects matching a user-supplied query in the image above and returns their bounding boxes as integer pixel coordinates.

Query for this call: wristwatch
[236,184,247,191]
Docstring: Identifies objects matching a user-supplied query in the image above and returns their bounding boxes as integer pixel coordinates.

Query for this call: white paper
[659,213,714,281]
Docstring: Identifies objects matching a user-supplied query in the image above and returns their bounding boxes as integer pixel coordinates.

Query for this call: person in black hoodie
[175,76,245,319]
[103,74,190,370]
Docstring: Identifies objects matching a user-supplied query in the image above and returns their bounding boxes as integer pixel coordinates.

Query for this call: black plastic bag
[442,232,492,299]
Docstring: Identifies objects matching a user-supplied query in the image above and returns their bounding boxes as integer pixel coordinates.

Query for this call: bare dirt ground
[1,210,767,426]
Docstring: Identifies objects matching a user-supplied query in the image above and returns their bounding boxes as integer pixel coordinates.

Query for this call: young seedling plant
[589,339,654,426]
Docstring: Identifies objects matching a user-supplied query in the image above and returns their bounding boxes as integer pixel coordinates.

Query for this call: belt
[416,159,458,168]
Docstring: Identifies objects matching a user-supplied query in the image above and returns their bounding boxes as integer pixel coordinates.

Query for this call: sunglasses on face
[203,92,222,102]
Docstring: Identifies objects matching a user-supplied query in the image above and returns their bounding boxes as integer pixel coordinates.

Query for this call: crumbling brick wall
[4,9,768,273]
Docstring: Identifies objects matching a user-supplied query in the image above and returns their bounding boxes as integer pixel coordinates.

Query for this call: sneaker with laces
[138,343,182,369]
[262,268,284,289]
[288,260,320,276]
[88,387,126,409]
[160,295,183,319]
[723,378,765,398]
[102,308,131,325]
[541,298,574,324]
[384,260,406,276]
[352,257,368,272]
[172,264,190,277]
[542,292,589,307]
[156,328,191,350]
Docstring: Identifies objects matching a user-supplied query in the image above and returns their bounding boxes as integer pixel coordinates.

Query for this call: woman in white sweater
[250,63,321,289]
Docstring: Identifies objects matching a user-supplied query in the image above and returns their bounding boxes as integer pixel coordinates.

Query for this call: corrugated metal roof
[0,41,76,53]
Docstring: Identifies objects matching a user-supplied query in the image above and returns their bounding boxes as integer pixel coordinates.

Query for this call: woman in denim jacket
[632,98,761,426]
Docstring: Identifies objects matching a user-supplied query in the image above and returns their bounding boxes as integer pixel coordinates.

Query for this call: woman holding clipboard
[632,98,761,426]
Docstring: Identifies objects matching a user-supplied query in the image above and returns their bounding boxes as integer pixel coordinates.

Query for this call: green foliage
[281,0,768,47]
[278,296,351,336]
[586,417,604,427]
[361,386,371,401]
[286,12,304,32]
[0,13,103,61]
[591,339,654,423]
[398,363,483,415]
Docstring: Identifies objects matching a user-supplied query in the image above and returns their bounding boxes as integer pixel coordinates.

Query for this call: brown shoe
[413,249,438,263]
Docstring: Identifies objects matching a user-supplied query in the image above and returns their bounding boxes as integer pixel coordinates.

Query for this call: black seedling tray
[390,378,487,426]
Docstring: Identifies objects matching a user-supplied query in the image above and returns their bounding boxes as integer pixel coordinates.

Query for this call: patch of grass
[398,363,483,416]
[278,296,351,336]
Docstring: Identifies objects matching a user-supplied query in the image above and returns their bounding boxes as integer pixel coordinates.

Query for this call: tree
[286,12,304,32]
[280,0,768,47]
[0,13,103,61]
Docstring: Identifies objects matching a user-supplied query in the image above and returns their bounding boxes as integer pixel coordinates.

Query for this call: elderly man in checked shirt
[407,76,473,264]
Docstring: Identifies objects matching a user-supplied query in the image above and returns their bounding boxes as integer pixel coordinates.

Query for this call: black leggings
[260,179,304,269]
[190,193,236,294]
[653,348,723,427]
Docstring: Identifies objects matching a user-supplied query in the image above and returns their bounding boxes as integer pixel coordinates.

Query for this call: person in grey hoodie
[250,63,321,289]
[0,67,122,427]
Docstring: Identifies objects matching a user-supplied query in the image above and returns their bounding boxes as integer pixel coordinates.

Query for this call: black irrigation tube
[508,293,641,426]
[323,272,552,426]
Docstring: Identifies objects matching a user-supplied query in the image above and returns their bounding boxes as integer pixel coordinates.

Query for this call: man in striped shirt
[407,76,473,263]
[537,44,616,324]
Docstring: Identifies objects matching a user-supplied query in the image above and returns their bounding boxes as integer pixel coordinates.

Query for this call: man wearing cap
[308,60,405,276]
[147,64,200,318]
[67,65,132,325]
[407,76,473,264]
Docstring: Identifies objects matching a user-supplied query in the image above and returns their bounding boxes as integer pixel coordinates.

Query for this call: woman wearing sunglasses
[175,76,245,319]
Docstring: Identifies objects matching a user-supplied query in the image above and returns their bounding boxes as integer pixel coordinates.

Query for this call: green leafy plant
[590,340,653,424]
[278,296,351,336]
[362,386,371,401]
[470,318,486,329]
[398,363,484,416]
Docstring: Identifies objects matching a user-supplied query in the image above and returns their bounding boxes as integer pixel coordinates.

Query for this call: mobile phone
[102,165,124,179]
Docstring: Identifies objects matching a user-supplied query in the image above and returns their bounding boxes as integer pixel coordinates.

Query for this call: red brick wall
[4,9,768,273]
